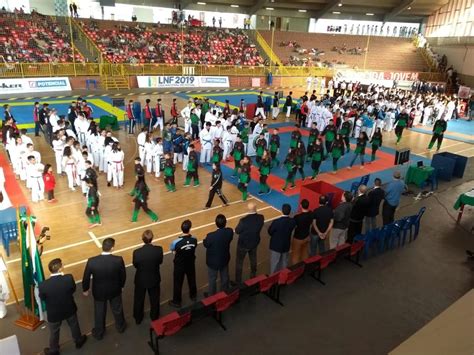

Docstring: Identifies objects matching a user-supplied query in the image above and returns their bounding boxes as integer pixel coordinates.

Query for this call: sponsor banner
[0,77,71,94]
[137,76,229,89]
[334,70,419,88]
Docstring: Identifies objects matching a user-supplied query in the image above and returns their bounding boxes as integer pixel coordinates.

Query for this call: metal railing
[0,62,447,83]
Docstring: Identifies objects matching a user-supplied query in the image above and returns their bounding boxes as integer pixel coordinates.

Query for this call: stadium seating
[79,20,263,65]
[261,31,427,71]
[0,12,82,63]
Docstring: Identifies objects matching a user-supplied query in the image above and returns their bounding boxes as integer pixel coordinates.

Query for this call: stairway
[246,29,286,74]
[101,76,130,90]
[55,16,97,62]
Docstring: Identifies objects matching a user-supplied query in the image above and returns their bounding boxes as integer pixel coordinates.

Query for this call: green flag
[20,214,46,320]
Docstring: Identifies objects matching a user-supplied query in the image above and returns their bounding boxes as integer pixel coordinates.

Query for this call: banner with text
[334,70,420,88]
[0,77,71,95]
[137,76,230,89]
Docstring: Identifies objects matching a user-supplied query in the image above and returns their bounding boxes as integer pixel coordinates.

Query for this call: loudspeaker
[112,98,125,107]
[394,149,410,165]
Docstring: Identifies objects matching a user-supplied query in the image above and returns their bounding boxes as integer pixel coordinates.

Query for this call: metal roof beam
[248,0,268,16]
[383,0,415,22]
[180,0,194,10]
[309,0,342,20]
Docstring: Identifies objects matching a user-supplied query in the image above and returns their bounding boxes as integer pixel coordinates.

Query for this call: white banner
[334,70,418,89]
[137,76,229,89]
[0,77,71,95]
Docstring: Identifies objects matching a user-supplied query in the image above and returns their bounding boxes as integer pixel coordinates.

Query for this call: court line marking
[5,197,257,264]
[63,206,277,269]
[453,147,474,154]
[96,197,257,239]
[88,231,101,248]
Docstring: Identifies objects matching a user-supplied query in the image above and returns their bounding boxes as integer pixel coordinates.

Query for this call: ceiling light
[298,9,307,12]
[231,4,239,7]
[366,13,374,16]
[197,2,206,5]
[338,3,343,7]
[332,11,341,14]
[266,7,274,10]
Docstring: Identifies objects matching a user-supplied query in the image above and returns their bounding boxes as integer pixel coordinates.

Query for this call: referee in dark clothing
[82,238,127,340]
[169,220,198,308]
[39,258,87,355]
[132,230,163,324]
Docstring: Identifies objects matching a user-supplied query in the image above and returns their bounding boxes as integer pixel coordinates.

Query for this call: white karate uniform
[104,145,113,180]
[52,139,65,175]
[222,131,234,161]
[137,132,147,164]
[144,141,154,173]
[77,155,88,194]
[26,162,44,202]
[153,143,163,177]
[62,156,79,190]
[14,143,27,180]
[20,134,33,146]
[109,150,125,187]
[181,106,192,134]
[199,128,213,163]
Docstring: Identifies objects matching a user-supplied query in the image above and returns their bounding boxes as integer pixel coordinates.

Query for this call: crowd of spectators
[0,11,81,63]
[326,23,418,38]
[81,21,263,65]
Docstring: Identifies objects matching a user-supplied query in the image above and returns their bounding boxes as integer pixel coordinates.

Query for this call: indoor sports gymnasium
[0,1,473,354]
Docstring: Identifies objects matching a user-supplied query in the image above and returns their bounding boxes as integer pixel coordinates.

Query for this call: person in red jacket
[170,98,178,125]
[43,164,56,203]
[127,100,135,134]
[144,99,153,131]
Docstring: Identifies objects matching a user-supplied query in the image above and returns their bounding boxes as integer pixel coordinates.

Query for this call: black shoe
[135,319,143,325]
[107,182,111,187]
[258,191,264,195]
[91,329,104,341]
[168,300,181,308]
[75,335,88,349]
[44,348,59,355]
[190,296,197,302]
[117,323,127,333]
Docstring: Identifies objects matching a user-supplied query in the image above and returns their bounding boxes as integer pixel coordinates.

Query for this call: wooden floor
[2,91,473,304]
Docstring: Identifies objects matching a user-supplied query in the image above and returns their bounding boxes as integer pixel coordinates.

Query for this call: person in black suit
[347,185,370,243]
[268,204,296,273]
[132,230,163,325]
[234,202,265,283]
[365,178,385,232]
[39,258,87,355]
[82,238,126,340]
[203,214,233,296]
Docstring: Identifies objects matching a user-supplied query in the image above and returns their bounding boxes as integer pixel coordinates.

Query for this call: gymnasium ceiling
[173,0,451,22]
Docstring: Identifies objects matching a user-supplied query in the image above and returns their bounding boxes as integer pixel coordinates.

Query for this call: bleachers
[149,207,426,354]
[79,19,263,65]
[0,12,82,63]
[261,30,428,72]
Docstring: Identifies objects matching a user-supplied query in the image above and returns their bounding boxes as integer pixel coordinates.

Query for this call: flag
[20,214,46,320]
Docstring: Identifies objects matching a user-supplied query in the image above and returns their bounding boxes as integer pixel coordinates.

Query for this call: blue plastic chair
[377,224,393,252]
[1,221,18,257]
[389,219,407,249]
[363,228,380,258]
[414,207,426,238]
[399,216,416,245]
[350,174,371,194]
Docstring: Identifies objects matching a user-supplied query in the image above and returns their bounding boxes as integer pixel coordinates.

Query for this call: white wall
[432,45,474,76]
[0,0,29,12]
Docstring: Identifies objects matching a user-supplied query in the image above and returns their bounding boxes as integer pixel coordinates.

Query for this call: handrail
[70,18,105,64]
[253,30,285,73]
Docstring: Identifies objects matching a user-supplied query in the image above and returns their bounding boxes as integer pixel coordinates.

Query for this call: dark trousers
[347,220,363,243]
[46,124,53,146]
[92,295,126,339]
[325,140,333,154]
[382,200,397,225]
[48,313,82,353]
[235,245,257,284]
[172,264,197,304]
[34,121,42,136]
[134,200,152,214]
[343,136,350,151]
[429,134,443,149]
[47,190,55,200]
[206,187,228,208]
[128,119,135,134]
[208,265,229,295]
[191,124,199,140]
[133,285,160,323]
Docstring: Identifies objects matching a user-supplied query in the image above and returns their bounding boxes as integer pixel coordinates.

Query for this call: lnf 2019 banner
[0,77,72,94]
[137,76,230,89]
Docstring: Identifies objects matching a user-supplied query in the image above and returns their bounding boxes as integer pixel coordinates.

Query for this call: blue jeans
[310,234,326,256]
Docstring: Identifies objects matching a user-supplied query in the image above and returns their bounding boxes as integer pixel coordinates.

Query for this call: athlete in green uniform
[310,138,324,179]
[184,144,200,186]
[258,150,272,195]
[370,128,383,162]
[238,156,251,201]
[427,117,447,151]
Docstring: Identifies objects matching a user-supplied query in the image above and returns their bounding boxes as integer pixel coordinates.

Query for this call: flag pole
[14,213,43,331]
